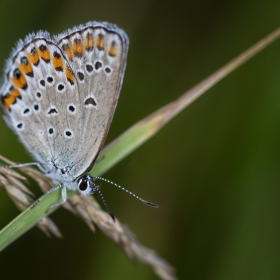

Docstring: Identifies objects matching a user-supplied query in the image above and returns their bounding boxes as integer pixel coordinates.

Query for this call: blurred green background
[1,0,280,279]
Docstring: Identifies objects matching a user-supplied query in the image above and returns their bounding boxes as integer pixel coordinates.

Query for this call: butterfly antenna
[95,176,158,208]
[96,185,115,221]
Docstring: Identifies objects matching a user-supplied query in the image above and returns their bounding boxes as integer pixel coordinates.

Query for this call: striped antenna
[94,176,158,208]
[95,185,115,221]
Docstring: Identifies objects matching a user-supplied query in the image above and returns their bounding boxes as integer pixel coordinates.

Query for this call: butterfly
[0,22,157,216]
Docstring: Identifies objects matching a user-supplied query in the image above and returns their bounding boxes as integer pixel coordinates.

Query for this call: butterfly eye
[79,179,88,191]
[77,175,98,196]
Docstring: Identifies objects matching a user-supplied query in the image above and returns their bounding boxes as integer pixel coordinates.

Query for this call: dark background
[1,0,280,279]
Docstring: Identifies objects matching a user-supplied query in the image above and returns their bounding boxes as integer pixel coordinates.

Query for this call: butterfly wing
[0,32,81,169]
[56,22,129,177]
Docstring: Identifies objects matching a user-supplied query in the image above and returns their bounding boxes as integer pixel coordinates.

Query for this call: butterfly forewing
[56,23,128,177]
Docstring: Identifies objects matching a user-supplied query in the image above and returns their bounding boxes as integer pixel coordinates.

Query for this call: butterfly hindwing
[0,34,80,167]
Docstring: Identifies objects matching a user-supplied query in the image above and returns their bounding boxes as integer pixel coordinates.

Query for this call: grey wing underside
[0,37,74,167]
[57,23,129,177]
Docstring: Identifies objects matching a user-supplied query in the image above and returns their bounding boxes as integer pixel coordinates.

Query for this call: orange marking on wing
[85,33,94,51]
[96,34,105,50]
[108,43,117,57]
[62,43,73,60]
[11,70,27,89]
[66,66,75,85]
[52,52,64,71]
[2,89,21,110]
[72,38,83,58]
[18,60,33,76]
[27,50,39,66]
[37,46,51,63]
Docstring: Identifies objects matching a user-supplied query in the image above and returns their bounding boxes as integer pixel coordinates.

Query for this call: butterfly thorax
[43,159,98,196]
[43,159,76,185]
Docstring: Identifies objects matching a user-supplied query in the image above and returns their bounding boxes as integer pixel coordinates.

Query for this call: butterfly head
[76,174,99,196]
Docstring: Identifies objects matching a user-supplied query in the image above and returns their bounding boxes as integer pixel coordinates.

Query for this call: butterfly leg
[45,184,68,212]
[0,161,45,172]
[31,184,62,209]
